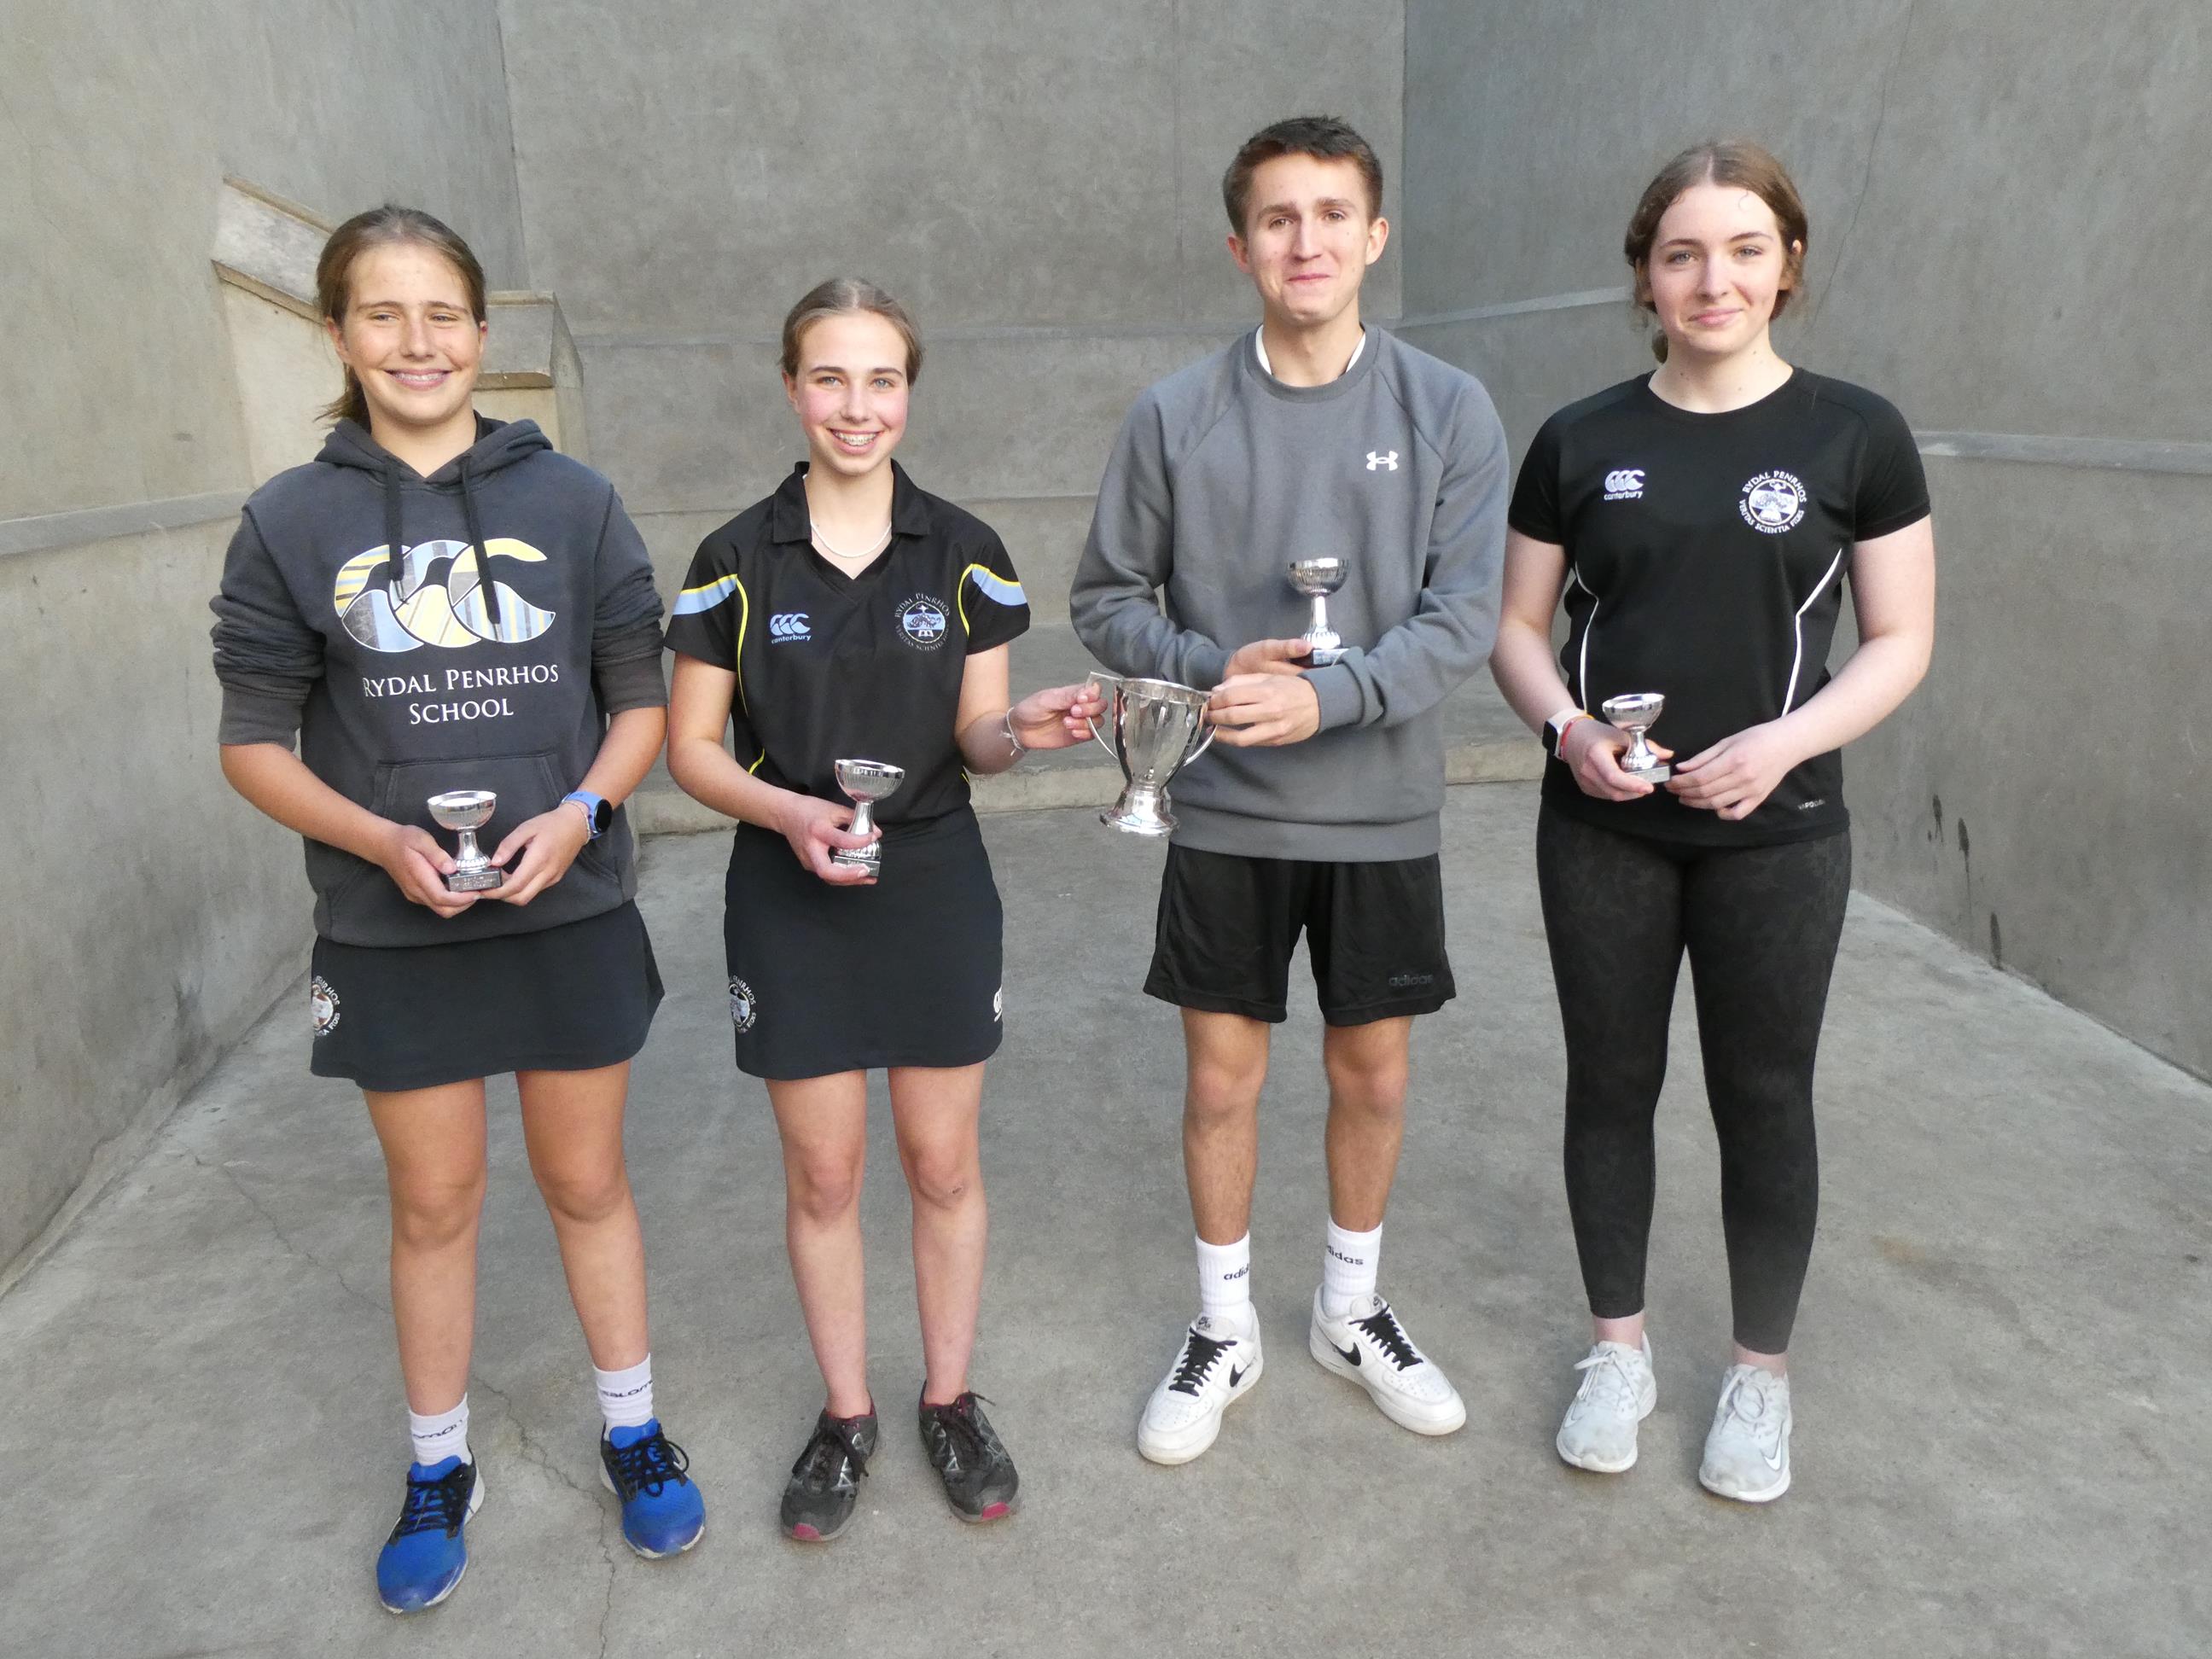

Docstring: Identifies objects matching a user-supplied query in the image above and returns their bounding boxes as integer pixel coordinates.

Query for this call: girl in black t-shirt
[1490,144,1936,1502]
[665,280,1101,1540]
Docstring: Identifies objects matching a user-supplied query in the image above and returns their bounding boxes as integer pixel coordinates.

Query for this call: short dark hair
[1222,115,1383,233]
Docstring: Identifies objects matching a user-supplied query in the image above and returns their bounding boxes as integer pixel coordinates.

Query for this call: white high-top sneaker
[1137,1313,1264,1465]
[1555,1335,1658,1473]
[1699,1364,1792,1502]
[1307,1289,1466,1435]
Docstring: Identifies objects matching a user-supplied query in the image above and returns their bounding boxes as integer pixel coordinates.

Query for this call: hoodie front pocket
[371,749,569,870]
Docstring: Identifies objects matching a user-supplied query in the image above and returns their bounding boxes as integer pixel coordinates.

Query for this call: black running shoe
[780,1408,877,1542]
[917,1391,1018,1522]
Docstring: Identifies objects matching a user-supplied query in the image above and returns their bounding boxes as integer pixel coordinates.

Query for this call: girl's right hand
[1560,719,1673,803]
[375,823,480,917]
[777,793,880,885]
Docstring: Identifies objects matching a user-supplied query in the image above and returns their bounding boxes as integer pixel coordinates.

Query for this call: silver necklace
[810,520,892,562]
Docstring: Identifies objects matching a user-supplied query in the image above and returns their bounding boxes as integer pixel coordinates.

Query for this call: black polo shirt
[664,462,1031,828]
[1510,370,1930,847]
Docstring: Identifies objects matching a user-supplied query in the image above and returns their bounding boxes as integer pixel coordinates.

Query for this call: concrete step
[631,620,1545,835]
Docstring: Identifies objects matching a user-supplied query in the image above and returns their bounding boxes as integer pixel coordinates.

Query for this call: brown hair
[316,206,488,425]
[779,277,924,385]
[1624,141,1808,362]
[1222,114,1384,234]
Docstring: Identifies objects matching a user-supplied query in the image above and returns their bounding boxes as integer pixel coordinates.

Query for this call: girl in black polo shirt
[665,279,1100,1540]
[1491,143,1935,1502]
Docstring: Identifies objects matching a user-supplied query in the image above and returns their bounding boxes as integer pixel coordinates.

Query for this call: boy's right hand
[1223,637,1313,678]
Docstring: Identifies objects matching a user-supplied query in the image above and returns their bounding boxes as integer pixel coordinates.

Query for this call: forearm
[666,732,802,834]
[219,743,395,863]
[1772,630,1931,759]
[1490,615,1577,732]
[577,707,665,806]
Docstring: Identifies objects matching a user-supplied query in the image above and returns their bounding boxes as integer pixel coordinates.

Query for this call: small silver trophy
[1289,557,1348,667]
[426,789,504,892]
[1600,693,1671,783]
[1086,672,1218,835]
[831,759,905,875]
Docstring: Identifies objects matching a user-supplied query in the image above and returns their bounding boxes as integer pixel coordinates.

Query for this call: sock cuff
[594,1355,655,1429]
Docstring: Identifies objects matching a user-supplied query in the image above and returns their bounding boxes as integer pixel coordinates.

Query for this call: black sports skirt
[724,807,1004,1080]
[307,901,662,1091]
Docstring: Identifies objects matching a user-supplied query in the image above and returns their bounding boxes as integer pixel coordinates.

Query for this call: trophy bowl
[426,789,505,892]
[1289,557,1348,666]
[1599,692,1671,783]
[831,758,905,874]
[1086,672,1216,835]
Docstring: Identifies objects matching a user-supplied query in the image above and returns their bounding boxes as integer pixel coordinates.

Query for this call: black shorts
[1144,845,1455,1026]
[308,901,662,1092]
[724,807,1004,1080]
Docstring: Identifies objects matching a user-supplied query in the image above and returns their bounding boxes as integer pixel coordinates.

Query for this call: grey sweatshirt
[210,417,666,946]
[1070,328,1509,859]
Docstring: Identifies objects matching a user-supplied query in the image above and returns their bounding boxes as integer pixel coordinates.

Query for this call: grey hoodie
[1071,328,1509,860]
[210,416,665,946]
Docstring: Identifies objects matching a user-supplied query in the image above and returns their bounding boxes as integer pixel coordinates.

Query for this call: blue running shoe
[598,1419,705,1558]
[375,1456,482,1614]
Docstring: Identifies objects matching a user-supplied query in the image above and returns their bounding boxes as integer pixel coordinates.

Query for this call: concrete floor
[3,783,2207,1658]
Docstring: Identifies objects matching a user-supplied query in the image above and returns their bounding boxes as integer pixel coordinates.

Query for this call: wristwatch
[1545,707,1589,760]
[562,790,612,841]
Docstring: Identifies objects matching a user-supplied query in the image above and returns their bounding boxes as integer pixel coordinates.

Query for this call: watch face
[590,797,612,834]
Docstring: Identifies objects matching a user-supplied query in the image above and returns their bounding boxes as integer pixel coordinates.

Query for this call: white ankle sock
[1196,1233,1254,1332]
[409,1396,469,1469]
[1321,1219,1382,1318]
[594,1355,655,1431]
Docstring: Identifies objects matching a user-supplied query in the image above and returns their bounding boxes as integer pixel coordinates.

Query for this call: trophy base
[445,865,504,894]
[1306,645,1347,667]
[830,847,882,873]
[1622,762,1672,784]
[1102,788,1177,836]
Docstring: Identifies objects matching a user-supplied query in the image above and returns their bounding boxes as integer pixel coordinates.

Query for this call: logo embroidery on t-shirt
[769,612,811,642]
[729,977,757,1033]
[1739,471,1808,534]
[896,594,950,649]
[1604,468,1646,501]
[310,976,341,1036]
[1365,450,1400,471]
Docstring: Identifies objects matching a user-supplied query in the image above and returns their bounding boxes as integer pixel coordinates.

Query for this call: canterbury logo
[769,612,812,640]
[333,538,556,655]
[1604,469,1646,500]
[1365,450,1399,471]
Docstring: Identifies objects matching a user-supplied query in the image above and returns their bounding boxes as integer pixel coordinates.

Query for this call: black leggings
[1534,804,1851,1353]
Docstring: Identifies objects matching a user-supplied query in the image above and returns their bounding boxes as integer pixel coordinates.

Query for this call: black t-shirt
[664,462,1031,830]
[1509,370,1930,846]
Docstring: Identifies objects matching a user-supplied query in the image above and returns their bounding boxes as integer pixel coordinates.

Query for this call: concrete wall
[497,0,1406,596]
[1401,0,2212,1076]
[0,1,531,1272]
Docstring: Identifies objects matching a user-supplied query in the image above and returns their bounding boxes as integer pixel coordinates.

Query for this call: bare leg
[1320,1017,1412,1232]
[767,1072,873,1418]
[517,1062,649,1371]
[365,1080,489,1417]
[1181,1010,1271,1243]
[887,1063,987,1406]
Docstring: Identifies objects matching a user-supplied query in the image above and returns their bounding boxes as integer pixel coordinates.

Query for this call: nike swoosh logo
[1762,1442,1786,1472]
[1333,1341,1360,1368]
[1229,1364,1249,1388]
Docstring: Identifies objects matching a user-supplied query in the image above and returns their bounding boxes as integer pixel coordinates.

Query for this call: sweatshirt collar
[770,460,933,544]
[1254,324,1366,381]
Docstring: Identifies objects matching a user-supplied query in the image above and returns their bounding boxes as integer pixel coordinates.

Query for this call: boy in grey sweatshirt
[1070,116,1508,1464]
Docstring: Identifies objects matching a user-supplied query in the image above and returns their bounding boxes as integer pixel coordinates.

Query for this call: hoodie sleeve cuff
[217,685,306,748]
[1302,661,1365,731]
[595,652,668,713]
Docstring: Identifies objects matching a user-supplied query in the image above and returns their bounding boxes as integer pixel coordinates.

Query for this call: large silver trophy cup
[1087,672,1217,836]
[1289,557,1349,666]
[427,789,504,892]
[831,758,905,875]
[1600,693,1671,783]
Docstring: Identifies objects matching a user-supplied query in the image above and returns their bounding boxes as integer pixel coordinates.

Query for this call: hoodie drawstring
[458,457,502,638]
[381,460,407,595]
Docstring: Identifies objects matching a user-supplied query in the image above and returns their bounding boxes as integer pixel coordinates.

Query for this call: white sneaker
[1307,1289,1466,1435]
[1699,1364,1792,1503]
[1137,1313,1263,1465]
[1556,1335,1658,1473]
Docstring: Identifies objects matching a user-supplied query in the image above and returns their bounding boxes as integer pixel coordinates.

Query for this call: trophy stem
[1310,595,1330,632]
[850,801,876,840]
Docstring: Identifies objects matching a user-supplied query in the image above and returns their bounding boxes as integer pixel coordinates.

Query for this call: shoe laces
[1715,1368,1786,1452]
[392,1461,473,1540]
[792,1416,871,1489]
[1353,1302,1422,1371]
[1573,1343,1645,1413]
[1167,1328,1233,1396]
[604,1428,691,1499]
[923,1392,998,1476]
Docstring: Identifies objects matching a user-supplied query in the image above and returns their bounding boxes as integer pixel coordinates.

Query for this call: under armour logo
[1604,468,1646,501]
[769,612,811,641]
[1365,451,1399,472]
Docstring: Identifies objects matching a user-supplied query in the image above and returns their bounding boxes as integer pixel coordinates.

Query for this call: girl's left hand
[1667,721,1805,820]
[1010,681,1109,751]
[488,803,593,905]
